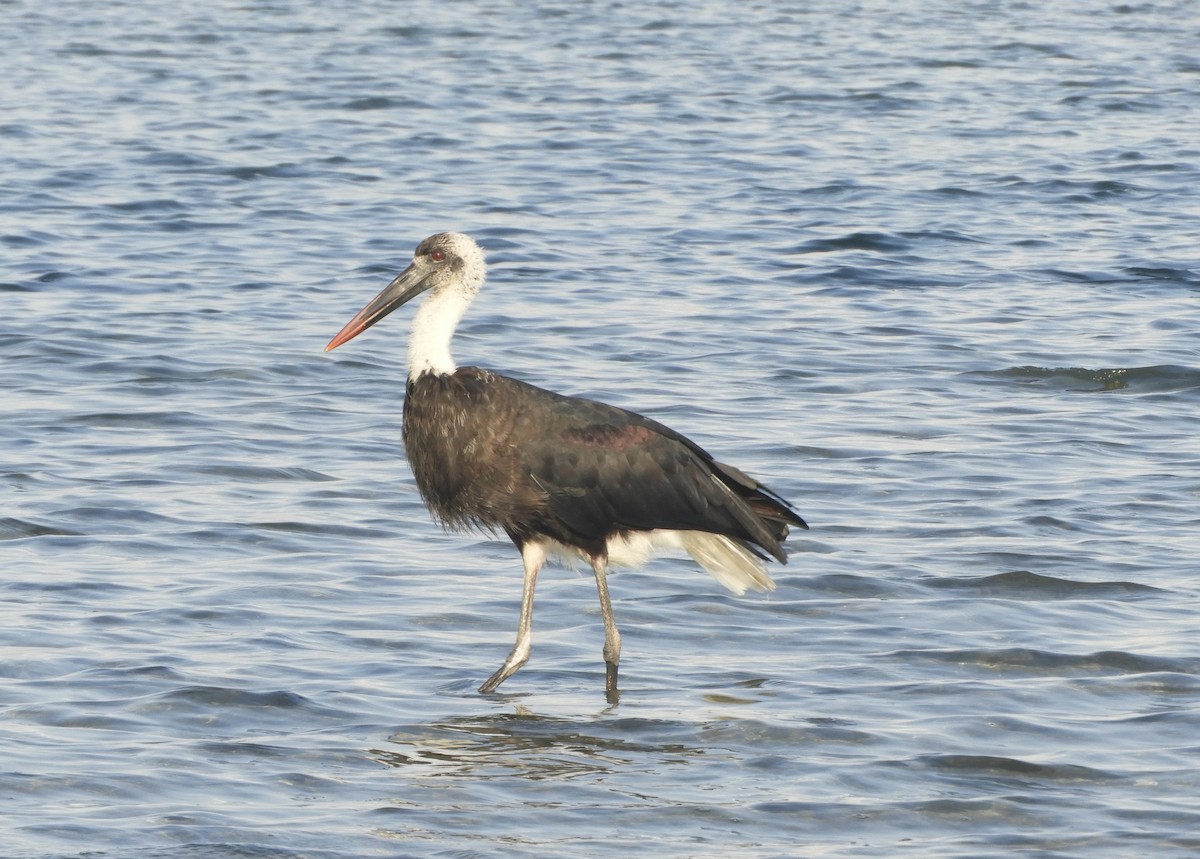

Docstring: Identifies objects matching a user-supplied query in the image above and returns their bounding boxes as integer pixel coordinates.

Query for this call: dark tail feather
[701,461,804,565]
[713,459,808,535]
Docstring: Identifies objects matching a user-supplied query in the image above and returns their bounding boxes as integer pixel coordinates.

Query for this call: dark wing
[503,376,806,561]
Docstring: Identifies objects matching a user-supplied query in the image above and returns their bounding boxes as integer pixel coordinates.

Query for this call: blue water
[4,1,1200,856]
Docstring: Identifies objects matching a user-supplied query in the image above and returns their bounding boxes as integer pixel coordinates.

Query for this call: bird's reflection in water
[373,711,711,780]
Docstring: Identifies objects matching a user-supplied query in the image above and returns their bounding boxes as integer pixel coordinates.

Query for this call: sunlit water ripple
[3,1,1199,857]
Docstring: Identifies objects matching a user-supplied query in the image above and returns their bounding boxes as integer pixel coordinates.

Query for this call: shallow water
[3,1,1200,856]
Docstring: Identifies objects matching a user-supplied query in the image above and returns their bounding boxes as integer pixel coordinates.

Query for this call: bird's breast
[402,369,542,533]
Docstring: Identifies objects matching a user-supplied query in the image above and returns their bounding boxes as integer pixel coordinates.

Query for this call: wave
[923,570,1162,599]
[969,364,1200,393]
[890,647,1200,676]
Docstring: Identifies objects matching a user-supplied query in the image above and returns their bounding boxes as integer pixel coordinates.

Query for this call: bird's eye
[430,249,446,262]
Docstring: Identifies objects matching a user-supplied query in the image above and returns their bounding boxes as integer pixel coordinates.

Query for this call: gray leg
[479,542,545,693]
[591,557,622,699]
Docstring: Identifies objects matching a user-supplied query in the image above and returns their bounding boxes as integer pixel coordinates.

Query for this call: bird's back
[402,368,804,561]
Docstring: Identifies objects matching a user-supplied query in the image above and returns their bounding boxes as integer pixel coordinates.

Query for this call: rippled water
[4,1,1200,856]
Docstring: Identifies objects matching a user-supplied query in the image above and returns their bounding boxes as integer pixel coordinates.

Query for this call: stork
[325,232,807,699]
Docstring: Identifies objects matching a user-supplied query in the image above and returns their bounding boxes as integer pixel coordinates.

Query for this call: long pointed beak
[325,261,433,352]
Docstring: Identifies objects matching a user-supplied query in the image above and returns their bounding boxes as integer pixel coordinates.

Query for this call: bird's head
[325,232,486,352]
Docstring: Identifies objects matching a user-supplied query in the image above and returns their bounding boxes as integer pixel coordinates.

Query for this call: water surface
[3,1,1199,856]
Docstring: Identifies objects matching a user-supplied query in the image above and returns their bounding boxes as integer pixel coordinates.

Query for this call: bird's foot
[479,635,532,694]
[604,661,620,704]
[479,669,507,694]
[479,659,523,694]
